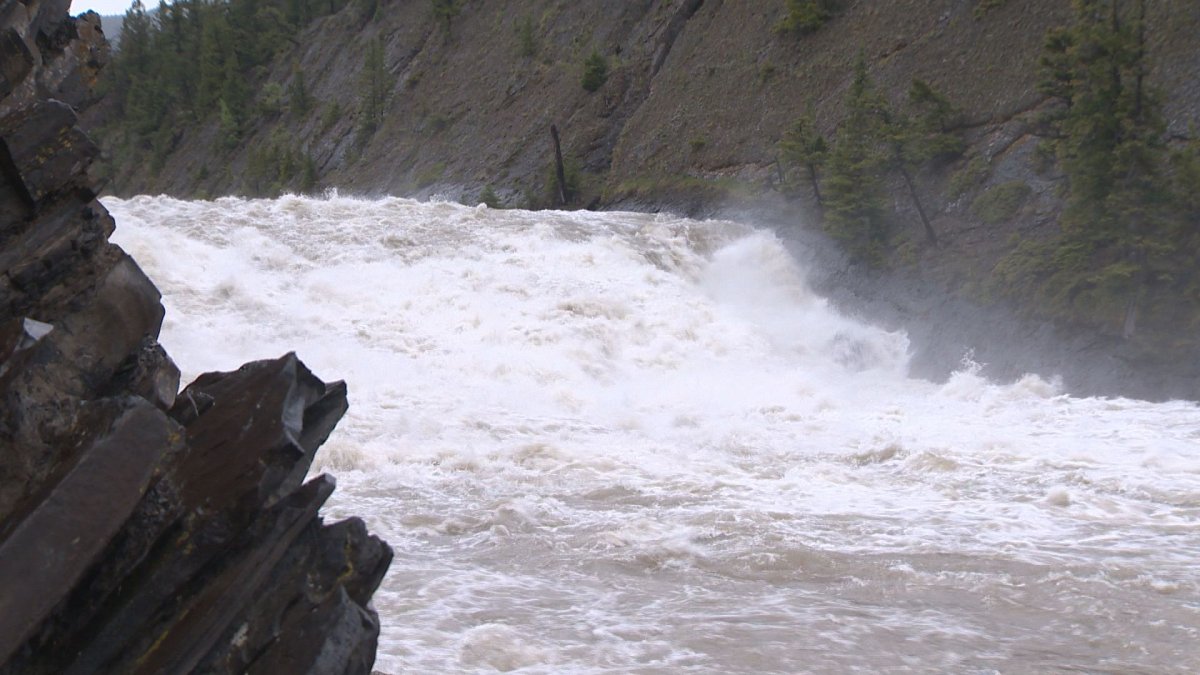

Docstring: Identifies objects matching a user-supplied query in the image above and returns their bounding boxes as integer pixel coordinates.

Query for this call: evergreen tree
[218,51,249,144]
[823,57,891,263]
[1035,0,1172,335]
[907,79,966,163]
[431,0,461,34]
[875,79,966,246]
[358,38,389,137]
[289,67,312,116]
[196,9,232,114]
[779,111,828,216]
[100,0,351,187]
[581,51,608,92]
[516,16,538,58]
[300,153,319,193]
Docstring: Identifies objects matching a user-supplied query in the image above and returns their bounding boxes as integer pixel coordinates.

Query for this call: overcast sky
[70,0,135,16]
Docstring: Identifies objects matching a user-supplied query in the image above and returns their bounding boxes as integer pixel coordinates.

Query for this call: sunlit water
[107,194,1200,674]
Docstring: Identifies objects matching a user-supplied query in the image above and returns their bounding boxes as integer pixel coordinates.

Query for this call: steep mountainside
[87,0,1200,398]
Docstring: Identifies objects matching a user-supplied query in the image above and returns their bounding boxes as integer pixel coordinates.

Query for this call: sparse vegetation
[416,162,446,188]
[257,82,285,116]
[431,0,462,35]
[974,0,1009,18]
[948,155,990,199]
[289,68,312,116]
[245,128,318,196]
[516,16,538,58]
[971,180,1032,224]
[320,101,343,134]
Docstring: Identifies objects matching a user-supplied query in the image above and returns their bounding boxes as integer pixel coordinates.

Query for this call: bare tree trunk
[1123,250,1146,339]
[899,167,938,246]
[807,164,823,212]
[550,124,568,206]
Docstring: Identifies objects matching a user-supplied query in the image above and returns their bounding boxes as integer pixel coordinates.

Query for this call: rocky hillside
[0,1,390,672]
[89,0,1200,398]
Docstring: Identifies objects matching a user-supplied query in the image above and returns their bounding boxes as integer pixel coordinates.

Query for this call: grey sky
[70,0,134,16]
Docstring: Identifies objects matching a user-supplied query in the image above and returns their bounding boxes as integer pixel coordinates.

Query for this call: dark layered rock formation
[0,2,391,672]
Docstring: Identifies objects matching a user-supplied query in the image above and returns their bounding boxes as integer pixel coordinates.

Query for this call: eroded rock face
[0,2,391,673]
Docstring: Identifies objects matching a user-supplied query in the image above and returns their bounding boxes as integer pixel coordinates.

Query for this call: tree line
[779,58,963,264]
[1011,0,1199,338]
[780,0,1198,341]
[105,0,349,178]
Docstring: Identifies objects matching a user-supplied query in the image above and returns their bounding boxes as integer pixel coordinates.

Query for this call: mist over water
[109,194,1200,674]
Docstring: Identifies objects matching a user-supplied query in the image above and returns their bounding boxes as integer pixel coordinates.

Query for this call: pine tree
[300,153,319,193]
[357,38,389,137]
[431,0,461,34]
[907,79,966,163]
[289,67,312,116]
[1036,0,1171,335]
[196,9,232,114]
[779,111,828,216]
[823,57,891,263]
[217,51,249,145]
[581,51,608,92]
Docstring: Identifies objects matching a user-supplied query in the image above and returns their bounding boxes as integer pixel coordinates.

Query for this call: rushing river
[108,194,1200,674]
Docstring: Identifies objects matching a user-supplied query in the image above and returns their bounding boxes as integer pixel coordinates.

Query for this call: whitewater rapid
[108,194,1200,674]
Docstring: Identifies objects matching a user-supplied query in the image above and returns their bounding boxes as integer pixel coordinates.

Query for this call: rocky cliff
[91,0,1200,400]
[0,1,391,672]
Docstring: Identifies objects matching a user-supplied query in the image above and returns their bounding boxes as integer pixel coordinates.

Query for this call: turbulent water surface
[108,195,1200,674]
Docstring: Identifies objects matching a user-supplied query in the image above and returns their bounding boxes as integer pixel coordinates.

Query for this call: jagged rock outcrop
[0,2,391,672]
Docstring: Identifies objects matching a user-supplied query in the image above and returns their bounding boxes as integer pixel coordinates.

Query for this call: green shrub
[971,180,1031,224]
[516,16,537,57]
[948,155,989,199]
[774,0,839,35]
[320,101,342,134]
[431,0,461,33]
[257,82,285,116]
[289,69,312,116]
[479,185,501,208]
[581,51,608,92]
[218,99,240,148]
[973,0,1008,18]
[299,154,318,193]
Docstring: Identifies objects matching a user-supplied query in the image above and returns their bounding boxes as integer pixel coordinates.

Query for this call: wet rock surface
[0,2,391,673]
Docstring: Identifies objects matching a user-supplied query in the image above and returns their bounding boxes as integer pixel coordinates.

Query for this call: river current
[107,194,1200,674]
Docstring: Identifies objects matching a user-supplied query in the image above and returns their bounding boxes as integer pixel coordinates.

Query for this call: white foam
[107,194,1200,674]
